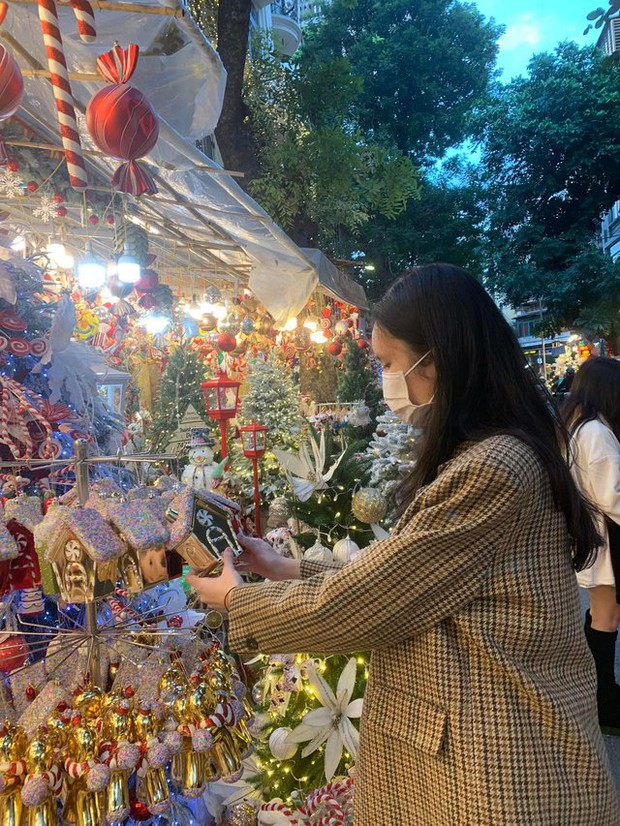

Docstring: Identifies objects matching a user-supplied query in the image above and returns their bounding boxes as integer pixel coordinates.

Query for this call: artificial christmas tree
[365,411,420,523]
[336,341,382,424]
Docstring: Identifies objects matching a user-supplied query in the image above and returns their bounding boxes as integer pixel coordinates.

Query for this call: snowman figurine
[182,429,226,490]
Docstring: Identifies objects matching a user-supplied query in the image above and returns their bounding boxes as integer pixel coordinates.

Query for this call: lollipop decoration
[36,0,89,190]
[0,44,24,166]
[86,44,159,197]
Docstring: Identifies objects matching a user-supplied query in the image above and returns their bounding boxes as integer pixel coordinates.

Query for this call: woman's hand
[232,532,301,581]
[185,549,242,612]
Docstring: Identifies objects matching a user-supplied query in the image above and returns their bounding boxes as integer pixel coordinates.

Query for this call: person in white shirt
[563,357,620,731]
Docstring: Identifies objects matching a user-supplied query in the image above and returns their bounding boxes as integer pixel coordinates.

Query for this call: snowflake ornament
[0,169,24,198]
[32,195,57,223]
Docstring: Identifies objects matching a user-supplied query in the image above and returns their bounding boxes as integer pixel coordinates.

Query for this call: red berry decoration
[105,214,115,225]
[53,192,65,204]
[86,44,159,196]
[26,181,38,193]
[217,332,237,353]
[0,45,24,166]
[328,339,343,356]
[56,206,68,218]
[88,214,99,225]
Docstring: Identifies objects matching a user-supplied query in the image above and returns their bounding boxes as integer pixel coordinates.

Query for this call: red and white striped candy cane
[36,0,88,190]
[260,801,298,825]
[0,759,27,777]
[58,0,96,42]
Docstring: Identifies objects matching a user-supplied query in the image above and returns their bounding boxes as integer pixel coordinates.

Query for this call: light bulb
[310,331,325,343]
[283,316,298,331]
[188,298,203,319]
[117,245,141,283]
[303,319,318,331]
[212,304,227,320]
[139,313,170,335]
[77,245,106,290]
[10,235,25,253]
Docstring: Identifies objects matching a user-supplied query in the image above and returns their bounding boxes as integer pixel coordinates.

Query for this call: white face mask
[382,350,434,424]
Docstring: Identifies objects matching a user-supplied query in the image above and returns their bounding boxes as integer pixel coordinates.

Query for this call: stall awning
[1,0,320,327]
[301,249,369,310]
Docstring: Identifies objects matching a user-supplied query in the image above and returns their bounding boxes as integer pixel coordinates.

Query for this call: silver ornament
[204,286,222,305]
[241,316,255,335]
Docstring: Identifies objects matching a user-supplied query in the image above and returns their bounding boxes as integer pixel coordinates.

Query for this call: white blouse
[570,417,620,588]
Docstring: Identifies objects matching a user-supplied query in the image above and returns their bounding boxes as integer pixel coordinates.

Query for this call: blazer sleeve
[299,559,345,578]
[228,445,528,655]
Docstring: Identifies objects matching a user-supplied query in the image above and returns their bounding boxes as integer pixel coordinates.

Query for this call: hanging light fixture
[212,303,227,320]
[138,312,170,335]
[77,244,106,290]
[117,244,141,283]
[46,241,74,270]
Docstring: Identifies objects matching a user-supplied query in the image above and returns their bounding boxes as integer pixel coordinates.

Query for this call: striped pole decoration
[58,0,96,43]
[36,0,88,190]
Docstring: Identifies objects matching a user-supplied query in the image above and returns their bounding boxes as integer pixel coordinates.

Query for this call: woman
[563,357,620,731]
[188,265,617,825]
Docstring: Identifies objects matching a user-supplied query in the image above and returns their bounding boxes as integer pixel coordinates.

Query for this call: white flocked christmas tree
[365,411,421,522]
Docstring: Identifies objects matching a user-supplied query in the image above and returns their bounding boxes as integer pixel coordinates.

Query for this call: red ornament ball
[56,206,68,218]
[6,160,19,172]
[129,799,151,821]
[0,45,24,120]
[53,192,65,204]
[88,215,99,226]
[217,332,237,353]
[322,329,333,340]
[0,633,28,673]
[26,181,38,193]
[357,339,369,349]
[328,339,343,357]
[321,307,332,318]
[25,685,36,701]
[105,214,116,225]
[86,85,159,162]
[135,270,159,292]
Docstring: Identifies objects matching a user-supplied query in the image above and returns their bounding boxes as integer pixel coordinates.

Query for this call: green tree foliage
[246,38,419,247]
[337,341,382,421]
[298,0,502,161]
[479,43,620,341]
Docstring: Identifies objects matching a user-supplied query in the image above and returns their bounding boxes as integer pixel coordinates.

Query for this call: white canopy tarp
[302,248,369,310]
[4,0,319,326]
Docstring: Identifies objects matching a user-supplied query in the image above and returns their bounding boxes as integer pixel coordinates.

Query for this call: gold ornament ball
[227,802,258,826]
[352,487,388,524]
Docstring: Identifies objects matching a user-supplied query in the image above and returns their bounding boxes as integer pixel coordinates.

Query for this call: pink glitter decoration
[148,799,170,815]
[147,741,169,769]
[86,762,110,792]
[4,497,43,532]
[108,501,169,549]
[162,730,182,755]
[116,743,141,771]
[191,729,214,753]
[0,522,18,560]
[67,508,125,562]
[21,774,50,806]
[233,680,247,700]
[167,487,193,548]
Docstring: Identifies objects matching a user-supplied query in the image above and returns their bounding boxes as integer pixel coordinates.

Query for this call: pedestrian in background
[563,357,620,731]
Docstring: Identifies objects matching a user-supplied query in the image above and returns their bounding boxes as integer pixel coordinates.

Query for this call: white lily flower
[285,657,363,781]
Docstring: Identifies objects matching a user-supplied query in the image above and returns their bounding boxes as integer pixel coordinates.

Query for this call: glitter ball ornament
[217,332,237,352]
[334,320,349,336]
[268,497,291,528]
[328,339,343,357]
[293,327,311,351]
[268,727,297,760]
[220,316,241,336]
[241,316,254,335]
[228,802,258,825]
[204,286,221,304]
[332,535,361,564]
[352,488,388,524]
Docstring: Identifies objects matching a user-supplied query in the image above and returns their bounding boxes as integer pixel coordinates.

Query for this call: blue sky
[475,0,600,79]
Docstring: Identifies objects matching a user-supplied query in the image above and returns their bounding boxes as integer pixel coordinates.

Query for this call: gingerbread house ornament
[42,506,124,603]
[166,487,243,574]
[108,500,182,589]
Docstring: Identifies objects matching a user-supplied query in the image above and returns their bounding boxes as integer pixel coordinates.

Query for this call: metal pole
[74,440,100,687]
[540,307,547,386]
[220,421,228,464]
[252,458,262,537]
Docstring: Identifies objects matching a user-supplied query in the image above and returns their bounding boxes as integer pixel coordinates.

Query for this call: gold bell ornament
[62,713,111,826]
[100,698,141,824]
[0,720,28,826]
[133,704,170,816]
[20,727,61,826]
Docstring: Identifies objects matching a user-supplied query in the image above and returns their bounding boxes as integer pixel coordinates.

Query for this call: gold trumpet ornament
[0,720,28,826]
[62,713,110,826]
[20,727,60,826]
[100,697,141,824]
[133,704,170,816]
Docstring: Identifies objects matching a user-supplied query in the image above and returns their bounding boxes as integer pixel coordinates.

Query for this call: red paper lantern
[0,44,23,166]
[86,44,159,197]
[328,339,343,356]
[217,332,237,353]
[0,633,28,673]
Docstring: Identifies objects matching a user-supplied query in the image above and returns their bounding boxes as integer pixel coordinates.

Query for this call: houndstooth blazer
[229,435,619,825]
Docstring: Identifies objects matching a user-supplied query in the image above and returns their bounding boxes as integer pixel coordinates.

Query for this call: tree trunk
[215,0,260,185]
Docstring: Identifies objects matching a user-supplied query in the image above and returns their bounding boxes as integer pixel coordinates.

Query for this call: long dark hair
[561,357,620,443]
[373,263,599,571]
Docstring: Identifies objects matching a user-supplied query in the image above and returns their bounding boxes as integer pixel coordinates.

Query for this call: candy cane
[0,376,55,460]
[36,0,88,190]
[58,0,96,42]
[260,801,298,825]
[0,759,27,776]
